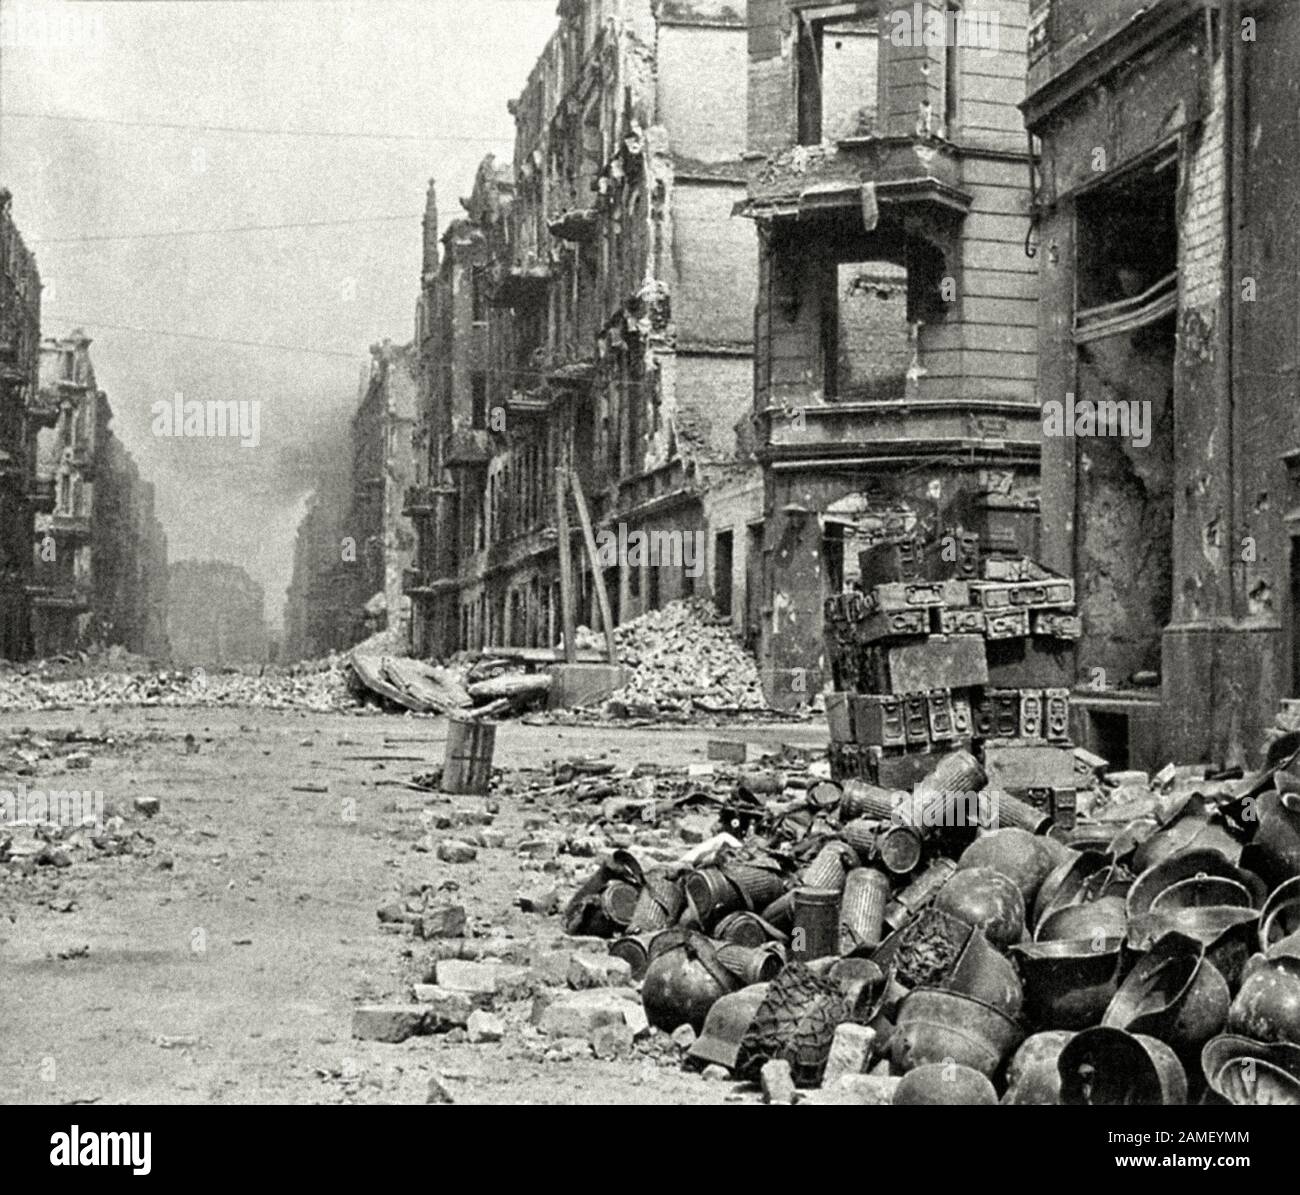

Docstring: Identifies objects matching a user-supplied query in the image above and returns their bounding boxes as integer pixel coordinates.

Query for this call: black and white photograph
[0,0,1295,1155]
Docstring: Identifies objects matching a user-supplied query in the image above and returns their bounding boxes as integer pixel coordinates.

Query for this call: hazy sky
[0,0,558,632]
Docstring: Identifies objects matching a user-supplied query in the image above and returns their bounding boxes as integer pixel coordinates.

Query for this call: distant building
[29,330,168,658]
[0,188,42,658]
[350,340,418,642]
[168,559,267,666]
[283,341,417,659]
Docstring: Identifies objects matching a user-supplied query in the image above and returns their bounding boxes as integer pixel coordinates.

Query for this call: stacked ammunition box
[824,534,1081,828]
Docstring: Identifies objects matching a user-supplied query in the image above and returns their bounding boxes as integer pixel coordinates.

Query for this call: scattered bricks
[426,1073,456,1104]
[416,904,466,939]
[451,806,494,827]
[36,846,72,868]
[707,739,747,764]
[590,1020,635,1059]
[671,1024,698,1051]
[351,1005,429,1043]
[133,796,160,818]
[567,952,633,990]
[419,937,494,965]
[466,1010,505,1043]
[761,1058,797,1104]
[1073,746,1108,780]
[821,1023,877,1088]
[1105,770,1150,788]
[533,989,642,1038]
[810,1075,901,1106]
[516,885,562,915]
[436,839,477,864]
[433,960,501,1006]
[410,986,473,1030]
[886,636,988,694]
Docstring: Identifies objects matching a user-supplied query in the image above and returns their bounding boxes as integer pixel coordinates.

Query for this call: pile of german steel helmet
[561,742,1300,1103]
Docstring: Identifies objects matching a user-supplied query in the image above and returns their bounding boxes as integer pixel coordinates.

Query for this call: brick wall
[1181,60,1225,316]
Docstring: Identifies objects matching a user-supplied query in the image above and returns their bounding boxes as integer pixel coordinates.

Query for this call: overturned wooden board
[467,672,552,704]
[350,653,472,715]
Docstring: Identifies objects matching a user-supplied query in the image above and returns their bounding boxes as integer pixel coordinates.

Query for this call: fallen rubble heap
[0,658,356,713]
[599,599,769,718]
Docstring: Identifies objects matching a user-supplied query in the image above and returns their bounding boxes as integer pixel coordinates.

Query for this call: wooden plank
[555,467,577,664]
[568,469,618,666]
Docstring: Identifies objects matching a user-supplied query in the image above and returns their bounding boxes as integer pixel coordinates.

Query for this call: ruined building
[0,189,42,658]
[284,342,417,659]
[1025,0,1300,767]
[407,0,759,658]
[737,0,1041,708]
[28,332,169,658]
[349,340,418,642]
[284,472,352,660]
[168,559,267,666]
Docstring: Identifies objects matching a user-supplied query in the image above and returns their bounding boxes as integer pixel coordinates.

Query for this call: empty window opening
[471,372,488,429]
[1088,710,1130,773]
[824,259,911,400]
[714,530,734,618]
[798,6,880,146]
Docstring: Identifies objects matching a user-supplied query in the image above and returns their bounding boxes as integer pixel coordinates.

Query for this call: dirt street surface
[0,708,821,1105]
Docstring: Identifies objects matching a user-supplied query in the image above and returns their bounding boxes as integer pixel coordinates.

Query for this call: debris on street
[359,556,1300,1105]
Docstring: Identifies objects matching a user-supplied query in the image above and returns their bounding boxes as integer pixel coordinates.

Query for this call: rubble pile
[0,658,356,713]
[602,599,768,717]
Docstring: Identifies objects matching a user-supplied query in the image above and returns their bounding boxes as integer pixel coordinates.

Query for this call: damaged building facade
[1025,0,1300,768]
[406,0,760,658]
[284,340,418,658]
[29,331,169,658]
[0,189,42,659]
[738,0,1041,708]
